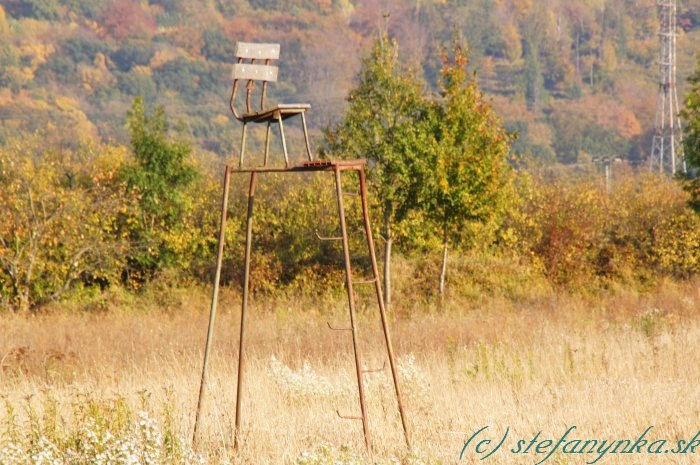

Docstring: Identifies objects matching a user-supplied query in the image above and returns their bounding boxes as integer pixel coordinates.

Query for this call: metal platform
[230,159,368,173]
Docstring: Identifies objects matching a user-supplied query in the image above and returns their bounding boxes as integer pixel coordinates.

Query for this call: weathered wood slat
[235,42,280,60]
[231,63,278,81]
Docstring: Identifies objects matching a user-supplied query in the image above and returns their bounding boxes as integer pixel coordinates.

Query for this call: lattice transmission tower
[650,0,686,174]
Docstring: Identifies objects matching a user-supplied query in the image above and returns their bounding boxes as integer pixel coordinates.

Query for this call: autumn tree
[523,42,544,111]
[322,34,431,308]
[682,56,700,211]
[522,11,545,110]
[4,0,61,20]
[419,42,513,300]
[0,137,132,311]
[120,97,199,283]
[0,5,9,37]
[100,0,156,41]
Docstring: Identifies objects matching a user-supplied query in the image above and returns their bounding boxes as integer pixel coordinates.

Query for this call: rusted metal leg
[193,165,232,448]
[277,114,290,168]
[234,171,258,450]
[358,167,412,449]
[239,123,248,169]
[263,121,272,167]
[334,167,371,451]
[301,112,313,161]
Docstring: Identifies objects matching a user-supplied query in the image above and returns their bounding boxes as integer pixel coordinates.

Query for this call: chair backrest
[230,42,280,119]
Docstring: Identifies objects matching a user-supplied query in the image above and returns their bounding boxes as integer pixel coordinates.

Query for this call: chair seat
[242,103,311,123]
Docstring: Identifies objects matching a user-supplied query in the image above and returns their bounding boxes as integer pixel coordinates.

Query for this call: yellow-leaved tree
[0,136,134,311]
[418,41,514,300]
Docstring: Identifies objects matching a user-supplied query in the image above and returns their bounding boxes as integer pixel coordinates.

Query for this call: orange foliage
[552,95,642,139]
[100,1,156,41]
[160,26,204,56]
[490,95,536,123]
[223,16,259,42]
[313,0,333,14]
[0,5,8,37]
[615,77,656,128]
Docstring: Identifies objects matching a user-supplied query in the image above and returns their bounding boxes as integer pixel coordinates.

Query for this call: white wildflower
[268,356,341,400]
[0,443,28,465]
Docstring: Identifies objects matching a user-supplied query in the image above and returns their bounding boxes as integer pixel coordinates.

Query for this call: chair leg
[239,122,248,169]
[357,167,411,449]
[334,167,371,451]
[301,112,313,161]
[234,171,258,450]
[193,165,231,448]
[277,115,290,168]
[263,121,272,167]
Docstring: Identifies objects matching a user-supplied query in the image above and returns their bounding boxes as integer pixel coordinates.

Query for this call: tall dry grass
[2,281,700,464]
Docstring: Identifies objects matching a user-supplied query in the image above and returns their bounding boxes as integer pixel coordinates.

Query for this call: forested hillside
[1,0,698,165]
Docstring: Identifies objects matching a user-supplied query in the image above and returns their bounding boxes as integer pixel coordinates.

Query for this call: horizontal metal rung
[352,278,377,285]
[343,191,360,197]
[327,322,352,331]
[315,230,343,241]
[363,361,387,374]
[336,410,362,420]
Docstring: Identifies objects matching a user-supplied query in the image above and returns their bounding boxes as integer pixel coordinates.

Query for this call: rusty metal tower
[650,0,686,174]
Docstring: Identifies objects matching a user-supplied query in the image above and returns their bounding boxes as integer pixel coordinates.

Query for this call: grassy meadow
[3,279,700,465]
[4,1,700,462]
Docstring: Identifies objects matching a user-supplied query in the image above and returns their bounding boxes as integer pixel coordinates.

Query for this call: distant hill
[0,0,698,165]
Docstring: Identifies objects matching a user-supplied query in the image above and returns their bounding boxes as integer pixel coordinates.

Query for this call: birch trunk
[439,228,448,307]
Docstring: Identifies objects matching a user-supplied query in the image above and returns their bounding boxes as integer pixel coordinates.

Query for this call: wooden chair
[230,42,313,168]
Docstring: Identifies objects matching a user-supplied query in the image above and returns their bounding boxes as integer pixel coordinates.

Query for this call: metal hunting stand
[192,42,411,452]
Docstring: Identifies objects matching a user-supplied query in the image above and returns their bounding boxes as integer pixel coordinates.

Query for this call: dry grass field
[2,280,700,464]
